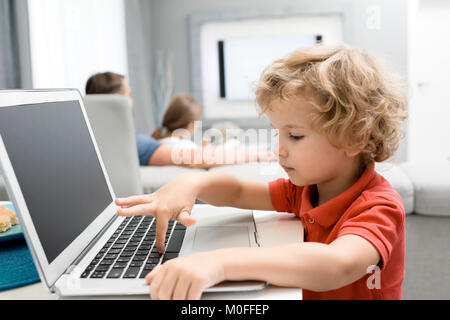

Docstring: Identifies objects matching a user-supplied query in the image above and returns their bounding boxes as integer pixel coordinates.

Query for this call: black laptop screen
[0,100,113,263]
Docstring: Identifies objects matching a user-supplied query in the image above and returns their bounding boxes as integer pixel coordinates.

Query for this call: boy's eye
[289,134,304,141]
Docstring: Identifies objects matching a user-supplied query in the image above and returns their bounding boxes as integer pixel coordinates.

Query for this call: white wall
[151,0,409,94]
[407,0,450,162]
[28,0,129,94]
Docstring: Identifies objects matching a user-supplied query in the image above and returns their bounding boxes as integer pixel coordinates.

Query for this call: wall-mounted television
[217,35,322,100]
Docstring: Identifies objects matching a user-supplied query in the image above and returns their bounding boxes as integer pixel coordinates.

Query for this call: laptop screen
[0,100,113,263]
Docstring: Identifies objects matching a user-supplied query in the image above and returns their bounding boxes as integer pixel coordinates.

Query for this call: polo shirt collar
[300,162,376,228]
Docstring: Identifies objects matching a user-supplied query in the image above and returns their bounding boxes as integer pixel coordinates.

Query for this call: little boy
[116,44,408,300]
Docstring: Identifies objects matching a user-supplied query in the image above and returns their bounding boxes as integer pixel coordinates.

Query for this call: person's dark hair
[85,72,125,95]
[152,93,203,140]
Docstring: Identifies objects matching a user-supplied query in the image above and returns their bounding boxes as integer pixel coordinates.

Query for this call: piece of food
[0,206,19,232]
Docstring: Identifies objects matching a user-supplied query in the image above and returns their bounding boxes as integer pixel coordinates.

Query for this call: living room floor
[403,215,450,299]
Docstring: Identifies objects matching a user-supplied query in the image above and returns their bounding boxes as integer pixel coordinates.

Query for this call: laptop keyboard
[80,216,186,280]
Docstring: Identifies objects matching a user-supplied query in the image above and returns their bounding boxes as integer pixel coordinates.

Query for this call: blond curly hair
[255,44,408,165]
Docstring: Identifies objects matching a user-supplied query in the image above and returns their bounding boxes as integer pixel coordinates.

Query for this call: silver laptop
[0,89,266,297]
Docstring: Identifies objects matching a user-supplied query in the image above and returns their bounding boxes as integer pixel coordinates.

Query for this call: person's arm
[145,234,380,299]
[147,145,275,169]
[221,234,380,291]
[196,172,273,210]
[147,145,174,166]
[200,147,276,167]
[146,145,219,169]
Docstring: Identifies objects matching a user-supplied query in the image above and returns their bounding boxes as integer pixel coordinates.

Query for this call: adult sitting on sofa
[85,72,275,169]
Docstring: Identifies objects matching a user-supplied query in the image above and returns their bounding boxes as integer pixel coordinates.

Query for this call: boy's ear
[344,148,362,158]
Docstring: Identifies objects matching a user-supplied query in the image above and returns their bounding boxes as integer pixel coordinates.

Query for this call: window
[28,0,128,94]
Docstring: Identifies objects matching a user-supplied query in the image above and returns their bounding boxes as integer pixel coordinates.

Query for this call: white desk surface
[0,205,303,300]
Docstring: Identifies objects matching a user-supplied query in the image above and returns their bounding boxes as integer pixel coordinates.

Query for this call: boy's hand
[115,174,198,253]
[145,251,225,300]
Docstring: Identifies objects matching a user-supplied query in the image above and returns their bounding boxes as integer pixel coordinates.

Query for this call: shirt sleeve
[135,133,161,166]
[337,198,405,271]
[268,178,303,214]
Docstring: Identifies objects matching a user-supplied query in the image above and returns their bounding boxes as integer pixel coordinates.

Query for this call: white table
[0,206,303,300]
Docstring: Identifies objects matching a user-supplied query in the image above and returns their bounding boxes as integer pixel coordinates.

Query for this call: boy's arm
[220,234,380,292]
[195,172,274,210]
[146,233,381,299]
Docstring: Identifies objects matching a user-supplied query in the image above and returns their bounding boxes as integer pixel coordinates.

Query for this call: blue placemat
[0,202,40,291]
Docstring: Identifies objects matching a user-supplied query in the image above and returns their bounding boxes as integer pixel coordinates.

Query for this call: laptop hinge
[63,213,119,275]
[254,231,260,247]
[64,265,77,275]
[252,212,260,247]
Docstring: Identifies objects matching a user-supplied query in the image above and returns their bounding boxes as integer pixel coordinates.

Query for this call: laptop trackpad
[193,226,250,252]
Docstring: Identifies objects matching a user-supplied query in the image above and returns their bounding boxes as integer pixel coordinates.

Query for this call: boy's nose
[273,142,288,158]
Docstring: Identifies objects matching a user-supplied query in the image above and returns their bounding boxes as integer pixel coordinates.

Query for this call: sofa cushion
[400,161,450,217]
[375,162,415,215]
[140,166,207,194]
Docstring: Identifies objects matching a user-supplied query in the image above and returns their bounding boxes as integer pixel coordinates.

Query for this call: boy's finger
[145,265,162,284]
[149,265,168,300]
[155,215,169,254]
[177,210,196,227]
[115,194,153,206]
[117,203,156,217]
[172,276,191,300]
[187,279,204,300]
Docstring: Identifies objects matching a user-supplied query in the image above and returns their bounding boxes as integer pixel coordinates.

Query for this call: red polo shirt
[269,162,405,300]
